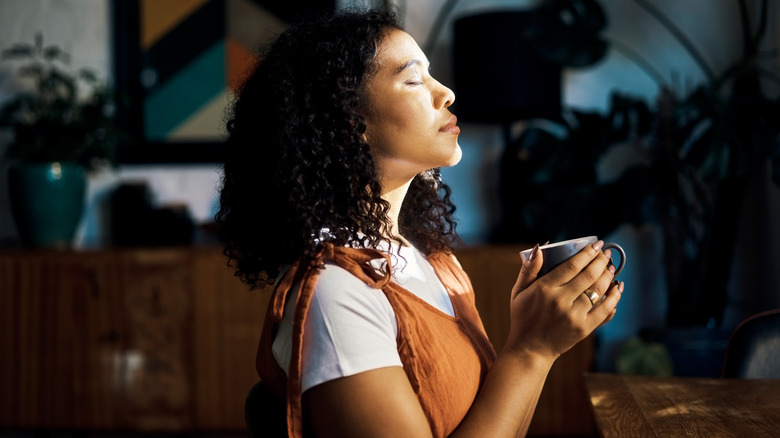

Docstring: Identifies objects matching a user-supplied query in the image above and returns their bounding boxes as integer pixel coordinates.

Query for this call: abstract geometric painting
[114,0,334,163]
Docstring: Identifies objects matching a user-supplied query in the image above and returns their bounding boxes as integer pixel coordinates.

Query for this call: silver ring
[584,290,599,305]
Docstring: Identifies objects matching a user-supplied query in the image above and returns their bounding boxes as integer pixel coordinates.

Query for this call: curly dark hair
[216,10,462,287]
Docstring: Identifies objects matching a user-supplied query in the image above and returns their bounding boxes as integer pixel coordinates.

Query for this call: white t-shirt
[272,244,455,392]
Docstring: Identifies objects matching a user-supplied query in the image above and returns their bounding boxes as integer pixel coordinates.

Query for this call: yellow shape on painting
[141,0,210,50]
[168,89,230,140]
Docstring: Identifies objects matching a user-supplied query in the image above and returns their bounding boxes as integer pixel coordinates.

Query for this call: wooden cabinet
[0,247,267,432]
[1,245,595,436]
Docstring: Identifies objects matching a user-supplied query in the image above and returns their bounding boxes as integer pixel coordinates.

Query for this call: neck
[381,178,413,245]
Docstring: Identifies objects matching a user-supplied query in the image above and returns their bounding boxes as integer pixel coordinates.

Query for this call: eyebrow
[394,58,425,74]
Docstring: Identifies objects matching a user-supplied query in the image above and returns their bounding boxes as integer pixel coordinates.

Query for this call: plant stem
[750,0,768,55]
[712,0,771,90]
[633,0,717,85]
[737,0,752,55]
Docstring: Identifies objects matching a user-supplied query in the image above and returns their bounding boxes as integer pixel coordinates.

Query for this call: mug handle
[603,242,626,277]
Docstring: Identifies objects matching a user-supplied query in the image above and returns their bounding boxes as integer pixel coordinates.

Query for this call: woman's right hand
[450,241,624,438]
[504,240,623,361]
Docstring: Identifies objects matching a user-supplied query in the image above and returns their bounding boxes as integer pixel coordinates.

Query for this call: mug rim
[541,235,597,249]
[520,236,598,254]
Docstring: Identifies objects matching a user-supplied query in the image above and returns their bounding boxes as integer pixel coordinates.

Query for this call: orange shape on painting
[227,36,259,93]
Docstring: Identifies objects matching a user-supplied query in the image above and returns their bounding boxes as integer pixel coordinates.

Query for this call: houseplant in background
[497,0,780,375]
[0,33,117,249]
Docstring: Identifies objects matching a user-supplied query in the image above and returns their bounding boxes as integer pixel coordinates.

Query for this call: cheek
[362,91,435,153]
[364,124,399,162]
[363,110,409,151]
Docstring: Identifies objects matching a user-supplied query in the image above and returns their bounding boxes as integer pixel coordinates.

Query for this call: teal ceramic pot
[8,162,87,249]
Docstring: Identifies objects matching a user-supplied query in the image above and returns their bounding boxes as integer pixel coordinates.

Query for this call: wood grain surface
[585,373,780,437]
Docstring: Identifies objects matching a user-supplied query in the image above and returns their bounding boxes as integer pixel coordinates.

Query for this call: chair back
[245,380,288,437]
[722,309,780,379]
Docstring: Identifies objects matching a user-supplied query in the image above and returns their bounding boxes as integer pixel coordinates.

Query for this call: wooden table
[584,373,780,437]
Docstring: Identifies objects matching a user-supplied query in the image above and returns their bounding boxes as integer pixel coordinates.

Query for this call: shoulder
[426,250,463,270]
[302,262,401,390]
[312,263,395,323]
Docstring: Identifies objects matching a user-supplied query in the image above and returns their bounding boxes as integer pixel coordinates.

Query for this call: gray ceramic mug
[519,236,626,277]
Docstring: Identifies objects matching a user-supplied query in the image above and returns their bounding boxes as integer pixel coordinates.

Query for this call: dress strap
[258,243,393,437]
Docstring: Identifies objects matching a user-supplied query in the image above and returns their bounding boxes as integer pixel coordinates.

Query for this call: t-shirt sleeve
[300,263,402,392]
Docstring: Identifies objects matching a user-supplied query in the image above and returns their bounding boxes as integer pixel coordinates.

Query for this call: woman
[217,10,623,438]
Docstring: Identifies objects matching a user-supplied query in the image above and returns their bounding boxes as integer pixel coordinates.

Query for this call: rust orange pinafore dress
[256,243,497,437]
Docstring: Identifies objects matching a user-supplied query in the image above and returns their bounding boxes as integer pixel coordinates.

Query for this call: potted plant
[496,0,780,375]
[0,33,117,249]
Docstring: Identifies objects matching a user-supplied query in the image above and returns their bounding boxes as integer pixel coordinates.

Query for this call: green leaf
[43,46,70,64]
[1,43,35,60]
[34,32,43,53]
[17,64,44,79]
[526,0,610,67]
[79,68,98,83]
[617,336,674,376]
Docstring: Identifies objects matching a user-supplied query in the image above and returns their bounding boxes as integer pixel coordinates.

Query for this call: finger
[575,288,601,310]
[564,248,613,300]
[576,251,616,306]
[513,244,543,298]
[598,307,617,328]
[544,240,604,286]
[589,281,623,325]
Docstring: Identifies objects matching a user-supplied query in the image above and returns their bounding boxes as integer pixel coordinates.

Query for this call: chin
[444,144,463,167]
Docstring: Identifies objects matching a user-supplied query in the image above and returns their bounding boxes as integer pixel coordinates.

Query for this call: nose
[433,81,455,109]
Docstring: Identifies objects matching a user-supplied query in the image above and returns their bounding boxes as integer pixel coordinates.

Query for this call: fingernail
[528,243,540,262]
[619,281,625,292]
[609,265,616,273]
[604,248,612,258]
[592,240,604,251]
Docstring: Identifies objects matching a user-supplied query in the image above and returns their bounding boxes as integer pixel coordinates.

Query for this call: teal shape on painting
[144,40,225,140]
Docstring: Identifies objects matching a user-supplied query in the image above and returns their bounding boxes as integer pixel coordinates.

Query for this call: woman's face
[362,29,461,189]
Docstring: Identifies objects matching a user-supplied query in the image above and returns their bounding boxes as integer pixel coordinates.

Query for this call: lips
[439,115,460,134]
